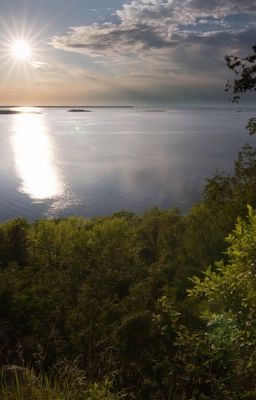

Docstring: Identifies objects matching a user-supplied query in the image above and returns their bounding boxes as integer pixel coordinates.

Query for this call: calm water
[0,106,255,222]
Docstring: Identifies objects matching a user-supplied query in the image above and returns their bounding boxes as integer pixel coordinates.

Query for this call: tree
[225,45,256,134]
[189,206,256,396]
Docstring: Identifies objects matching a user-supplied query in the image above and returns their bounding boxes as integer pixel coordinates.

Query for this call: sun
[11,40,31,61]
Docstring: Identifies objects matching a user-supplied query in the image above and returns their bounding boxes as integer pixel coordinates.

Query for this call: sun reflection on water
[11,112,64,200]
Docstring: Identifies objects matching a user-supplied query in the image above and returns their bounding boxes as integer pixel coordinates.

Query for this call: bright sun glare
[11,40,31,61]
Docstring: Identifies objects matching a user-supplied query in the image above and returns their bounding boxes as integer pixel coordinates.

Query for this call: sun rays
[0,35,36,84]
[0,15,50,85]
[11,39,31,61]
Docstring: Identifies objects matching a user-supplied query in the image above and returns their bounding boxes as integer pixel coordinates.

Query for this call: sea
[0,105,255,222]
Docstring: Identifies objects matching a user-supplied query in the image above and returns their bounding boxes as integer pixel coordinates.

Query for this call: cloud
[52,0,256,58]
[49,0,256,103]
[186,0,256,16]
[52,23,174,58]
[31,61,51,69]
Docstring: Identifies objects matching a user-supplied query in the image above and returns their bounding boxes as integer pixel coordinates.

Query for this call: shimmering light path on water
[0,106,255,221]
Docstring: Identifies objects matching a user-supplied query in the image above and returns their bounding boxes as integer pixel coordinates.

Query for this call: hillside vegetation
[1,142,256,399]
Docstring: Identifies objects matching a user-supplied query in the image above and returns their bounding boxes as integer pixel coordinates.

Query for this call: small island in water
[0,109,42,115]
[68,109,91,112]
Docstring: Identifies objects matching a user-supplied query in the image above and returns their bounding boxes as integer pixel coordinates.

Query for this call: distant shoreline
[0,105,135,109]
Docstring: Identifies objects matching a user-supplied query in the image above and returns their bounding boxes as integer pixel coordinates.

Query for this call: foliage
[225,45,256,103]
[0,370,121,400]
[189,206,256,397]
[225,45,256,134]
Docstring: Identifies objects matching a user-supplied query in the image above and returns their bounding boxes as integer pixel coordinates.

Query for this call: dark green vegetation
[1,46,256,399]
[1,141,256,399]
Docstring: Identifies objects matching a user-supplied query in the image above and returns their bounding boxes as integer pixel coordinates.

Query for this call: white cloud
[49,0,256,103]
[52,0,256,58]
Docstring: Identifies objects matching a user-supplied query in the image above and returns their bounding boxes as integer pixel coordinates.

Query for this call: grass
[0,370,122,400]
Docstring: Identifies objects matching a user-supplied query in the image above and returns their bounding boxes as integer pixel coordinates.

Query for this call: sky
[0,0,255,106]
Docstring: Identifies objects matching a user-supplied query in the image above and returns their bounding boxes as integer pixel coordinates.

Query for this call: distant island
[0,110,23,114]
[68,109,91,112]
[0,109,42,115]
